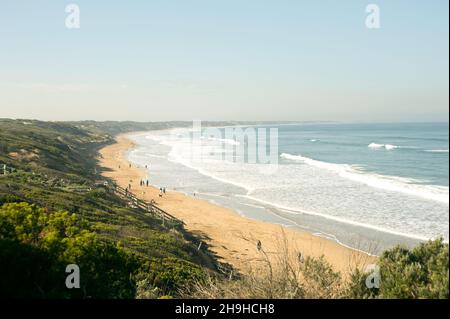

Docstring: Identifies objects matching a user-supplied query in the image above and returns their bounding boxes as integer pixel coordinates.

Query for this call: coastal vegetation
[0,119,448,299]
[0,119,213,298]
[183,237,448,299]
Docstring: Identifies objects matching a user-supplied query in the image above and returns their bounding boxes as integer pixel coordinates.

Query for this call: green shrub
[347,239,449,299]
[378,238,448,298]
[137,257,206,297]
[0,202,142,298]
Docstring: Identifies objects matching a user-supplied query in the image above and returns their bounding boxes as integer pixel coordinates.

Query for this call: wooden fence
[109,183,183,227]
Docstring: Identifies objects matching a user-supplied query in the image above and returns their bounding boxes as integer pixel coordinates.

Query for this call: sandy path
[98,135,375,276]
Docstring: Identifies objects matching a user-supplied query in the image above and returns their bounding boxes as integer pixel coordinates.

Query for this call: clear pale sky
[0,0,448,122]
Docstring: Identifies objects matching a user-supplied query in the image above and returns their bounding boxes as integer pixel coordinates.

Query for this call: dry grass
[180,229,370,299]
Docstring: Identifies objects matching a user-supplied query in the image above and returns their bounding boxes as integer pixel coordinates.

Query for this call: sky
[0,0,448,122]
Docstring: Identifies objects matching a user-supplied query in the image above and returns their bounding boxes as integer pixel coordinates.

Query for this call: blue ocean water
[278,122,448,187]
[128,122,449,254]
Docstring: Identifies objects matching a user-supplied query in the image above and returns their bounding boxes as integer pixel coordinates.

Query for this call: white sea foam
[368,143,384,149]
[368,143,399,150]
[384,144,398,150]
[281,153,354,172]
[239,194,431,242]
[280,153,449,205]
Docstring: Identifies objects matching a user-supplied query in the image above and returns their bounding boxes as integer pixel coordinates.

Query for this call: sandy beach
[99,134,375,276]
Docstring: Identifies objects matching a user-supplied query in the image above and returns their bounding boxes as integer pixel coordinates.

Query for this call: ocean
[128,122,449,255]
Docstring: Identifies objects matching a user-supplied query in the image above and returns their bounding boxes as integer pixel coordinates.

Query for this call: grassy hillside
[0,119,219,298]
[65,120,193,136]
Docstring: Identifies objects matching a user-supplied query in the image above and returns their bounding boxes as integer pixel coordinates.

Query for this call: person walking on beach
[163,187,166,194]
[146,180,149,187]
[257,240,262,252]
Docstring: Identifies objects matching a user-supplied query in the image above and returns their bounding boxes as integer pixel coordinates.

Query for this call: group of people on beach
[140,180,149,187]
[120,161,171,199]
[119,163,149,170]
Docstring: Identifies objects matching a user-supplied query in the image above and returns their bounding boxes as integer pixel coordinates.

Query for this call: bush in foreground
[377,238,448,298]
[0,202,140,298]
[183,238,448,299]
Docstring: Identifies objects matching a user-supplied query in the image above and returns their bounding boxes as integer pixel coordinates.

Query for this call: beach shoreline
[98,133,376,275]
